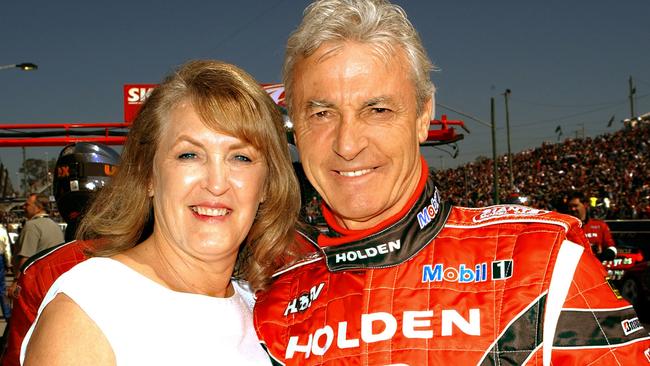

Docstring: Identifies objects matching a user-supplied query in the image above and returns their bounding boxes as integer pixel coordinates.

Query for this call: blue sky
[1,0,649,187]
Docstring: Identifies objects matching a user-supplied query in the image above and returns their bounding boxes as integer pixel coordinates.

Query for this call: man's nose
[332,115,368,161]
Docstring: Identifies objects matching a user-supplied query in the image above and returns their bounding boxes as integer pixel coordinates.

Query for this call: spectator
[567,191,617,261]
[8,194,64,298]
[0,227,10,320]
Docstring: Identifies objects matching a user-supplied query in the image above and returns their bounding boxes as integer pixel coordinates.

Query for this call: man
[12,193,64,274]
[6,193,65,310]
[1,143,120,366]
[254,1,650,365]
[568,191,617,261]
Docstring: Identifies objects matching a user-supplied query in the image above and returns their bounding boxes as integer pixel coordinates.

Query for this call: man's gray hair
[283,0,435,116]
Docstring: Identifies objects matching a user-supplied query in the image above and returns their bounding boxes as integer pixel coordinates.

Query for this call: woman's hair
[283,0,435,117]
[76,60,301,291]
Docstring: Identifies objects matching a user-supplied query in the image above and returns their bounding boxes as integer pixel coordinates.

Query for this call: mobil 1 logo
[492,260,513,280]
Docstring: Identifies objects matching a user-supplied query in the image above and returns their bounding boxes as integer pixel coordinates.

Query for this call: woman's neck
[115,236,236,298]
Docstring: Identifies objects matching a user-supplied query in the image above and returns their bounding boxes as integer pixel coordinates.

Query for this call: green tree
[18,158,56,195]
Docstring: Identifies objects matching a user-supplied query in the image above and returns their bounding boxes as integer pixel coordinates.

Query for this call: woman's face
[150,101,267,265]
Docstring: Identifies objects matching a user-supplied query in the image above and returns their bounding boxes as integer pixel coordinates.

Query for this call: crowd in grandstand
[434,122,650,219]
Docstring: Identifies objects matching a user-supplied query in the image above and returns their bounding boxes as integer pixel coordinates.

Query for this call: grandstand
[434,120,650,219]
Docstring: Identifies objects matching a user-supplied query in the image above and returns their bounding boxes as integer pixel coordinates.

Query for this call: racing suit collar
[319,157,431,247]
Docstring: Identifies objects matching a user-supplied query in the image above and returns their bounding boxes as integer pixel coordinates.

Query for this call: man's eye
[178,152,197,160]
[372,107,390,113]
[314,111,330,118]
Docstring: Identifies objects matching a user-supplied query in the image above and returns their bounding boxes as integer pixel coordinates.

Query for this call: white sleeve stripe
[553,335,650,350]
[561,305,634,312]
[542,239,584,366]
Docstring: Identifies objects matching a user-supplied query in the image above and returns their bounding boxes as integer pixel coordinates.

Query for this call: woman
[21,60,301,365]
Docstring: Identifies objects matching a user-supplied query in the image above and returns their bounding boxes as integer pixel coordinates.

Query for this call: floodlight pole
[629,76,636,119]
[504,89,514,190]
[0,63,38,71]
[491,97,499,204]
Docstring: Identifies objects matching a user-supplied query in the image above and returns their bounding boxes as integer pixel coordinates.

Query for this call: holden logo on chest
[284,282,325,316]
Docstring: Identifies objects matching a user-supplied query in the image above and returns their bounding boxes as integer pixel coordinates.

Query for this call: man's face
[568,198,587,221]
[23,195,40,219]
[291,41,431,230]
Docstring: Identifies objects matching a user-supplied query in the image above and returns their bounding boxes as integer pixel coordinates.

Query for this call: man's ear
[417,96,434,143]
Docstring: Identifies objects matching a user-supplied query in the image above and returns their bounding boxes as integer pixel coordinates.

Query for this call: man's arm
[601,221,616,248]
[15,222,39,268]
[2,241,89,366]
[549,239,650,365]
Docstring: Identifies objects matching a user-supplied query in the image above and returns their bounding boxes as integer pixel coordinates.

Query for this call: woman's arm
[23,293,115,366]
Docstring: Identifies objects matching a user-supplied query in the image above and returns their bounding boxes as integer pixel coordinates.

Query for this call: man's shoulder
[271,251,325,281]
[445,204,581,232]
[586,218,609,227]
[22,240,89,275]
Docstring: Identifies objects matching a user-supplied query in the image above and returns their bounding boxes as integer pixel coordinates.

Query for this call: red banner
[123,83,286,123]
[123,84,157,124]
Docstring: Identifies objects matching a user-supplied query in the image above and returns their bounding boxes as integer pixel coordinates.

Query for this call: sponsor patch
[285,308,481,359]
[621,317,643,336]
[422,260,513,283]
[284,282,325,316]
[334,240,401,264]
[605,277,623,300]
[472,205,548,223]
[644,347,650,362]
[417,189,441,229]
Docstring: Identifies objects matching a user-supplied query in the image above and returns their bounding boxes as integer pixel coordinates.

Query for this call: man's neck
[30,211,47,219]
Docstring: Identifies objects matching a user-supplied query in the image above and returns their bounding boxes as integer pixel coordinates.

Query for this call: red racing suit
[1,240,88,366]
[582,218,616,255]
[254,165,650,365]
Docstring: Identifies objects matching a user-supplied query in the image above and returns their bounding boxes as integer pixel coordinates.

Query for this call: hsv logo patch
[284,283,325,316]
[621,317,643,336]
[422,260,513,283]
[644,347,650,362]
[472,205,548,223]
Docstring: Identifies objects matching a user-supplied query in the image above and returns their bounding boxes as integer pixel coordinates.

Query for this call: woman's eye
[177,152,197,160]
[233,154,252,162]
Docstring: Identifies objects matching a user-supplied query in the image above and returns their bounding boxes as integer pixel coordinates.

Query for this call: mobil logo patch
[417,189,441,229]
[422,260,513,283]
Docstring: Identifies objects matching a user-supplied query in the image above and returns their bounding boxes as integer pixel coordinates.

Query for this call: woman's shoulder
[59,257,120,281]
[51,257,134,299]
[232,279,256,310]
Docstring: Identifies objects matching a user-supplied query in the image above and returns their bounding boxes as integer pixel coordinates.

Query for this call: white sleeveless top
[21,257,271,366]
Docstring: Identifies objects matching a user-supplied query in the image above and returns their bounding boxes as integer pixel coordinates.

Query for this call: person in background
[13,194,65,271]
[0,228,10,320]
[53,142,121,241]
[568,191,617,261]
[8,194,65,301]
[0,142,121,366]
[253,1,650,365]
[22,60,300,365]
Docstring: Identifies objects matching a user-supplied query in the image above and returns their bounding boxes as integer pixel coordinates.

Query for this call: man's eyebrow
[306,100,335,109]
[365,96,392,107]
